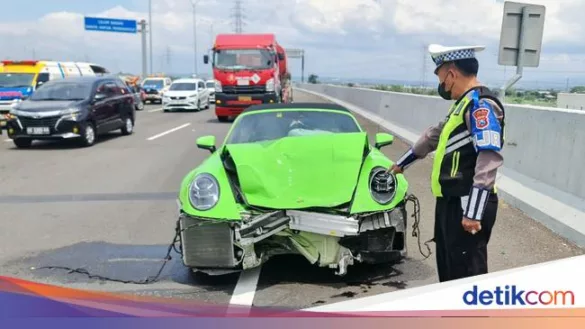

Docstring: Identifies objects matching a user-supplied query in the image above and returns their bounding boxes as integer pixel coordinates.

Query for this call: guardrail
[295,83,585,247]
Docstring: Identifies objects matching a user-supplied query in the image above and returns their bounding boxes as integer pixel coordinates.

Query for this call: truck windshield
[0,73,35,88]
[213,49,273,70]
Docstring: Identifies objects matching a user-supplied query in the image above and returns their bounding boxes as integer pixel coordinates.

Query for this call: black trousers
[434,193,498,282]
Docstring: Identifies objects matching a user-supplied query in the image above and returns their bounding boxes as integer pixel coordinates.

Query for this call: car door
[114,79,134,121]
[91,81,113,132]
[102,80,123,128]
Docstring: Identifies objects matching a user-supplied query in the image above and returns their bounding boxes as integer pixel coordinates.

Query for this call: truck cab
[204,34,289,122]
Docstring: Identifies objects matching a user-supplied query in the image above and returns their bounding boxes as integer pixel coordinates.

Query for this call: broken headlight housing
[369,166,397,205]
[188,173,220,210]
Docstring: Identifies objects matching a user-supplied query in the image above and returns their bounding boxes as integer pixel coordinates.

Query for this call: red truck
[203,33,292,122]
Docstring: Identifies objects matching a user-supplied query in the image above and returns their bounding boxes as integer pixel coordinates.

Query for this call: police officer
[390,44,505,282]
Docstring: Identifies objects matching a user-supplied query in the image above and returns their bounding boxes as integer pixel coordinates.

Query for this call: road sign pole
[301,54,305,83]
[140,20,148,79]
[500,6,529,103]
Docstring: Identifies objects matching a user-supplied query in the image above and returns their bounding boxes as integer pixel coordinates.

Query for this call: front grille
[170,96,186,100]
[222,85,266,94]
[18,116,60,128]
[145,89,160,94]
[180,217,237,268]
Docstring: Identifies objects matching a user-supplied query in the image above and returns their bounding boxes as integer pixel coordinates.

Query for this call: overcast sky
[1,0,584,89]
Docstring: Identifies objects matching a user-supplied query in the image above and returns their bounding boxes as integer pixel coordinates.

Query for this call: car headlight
[188,173,220,210]
[369,167,397,205]
[59,108,81,116]
[214,80,222,92]
[266,78,275,92]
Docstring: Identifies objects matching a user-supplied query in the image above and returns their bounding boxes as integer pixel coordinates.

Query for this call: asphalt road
[0,90,583,311]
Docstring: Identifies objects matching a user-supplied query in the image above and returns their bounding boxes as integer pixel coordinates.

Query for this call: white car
[141,77,172,104]
[205,80,216,102]
[162,78,210,112]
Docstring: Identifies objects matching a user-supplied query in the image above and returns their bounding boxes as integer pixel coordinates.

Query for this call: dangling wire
[405,194,433,259]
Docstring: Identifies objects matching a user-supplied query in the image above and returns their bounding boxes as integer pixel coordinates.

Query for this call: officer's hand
[462,217,482,235]
[389,164,403,175]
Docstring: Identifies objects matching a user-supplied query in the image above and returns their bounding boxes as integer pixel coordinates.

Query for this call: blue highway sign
[84,16,137,34]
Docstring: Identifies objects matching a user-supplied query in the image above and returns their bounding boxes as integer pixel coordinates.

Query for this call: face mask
[437,72,453,100]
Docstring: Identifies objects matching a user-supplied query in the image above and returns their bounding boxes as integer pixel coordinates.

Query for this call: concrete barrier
[557,93,585,111]
[296,83,585,247]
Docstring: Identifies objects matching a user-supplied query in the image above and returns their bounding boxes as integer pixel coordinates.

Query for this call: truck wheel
[13,138,32,148]
[218,116,229,122]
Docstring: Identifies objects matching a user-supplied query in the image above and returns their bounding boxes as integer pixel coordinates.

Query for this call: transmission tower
[231,0,246,34]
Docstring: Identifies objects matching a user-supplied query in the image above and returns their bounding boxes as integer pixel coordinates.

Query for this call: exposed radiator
[179,217,237,268]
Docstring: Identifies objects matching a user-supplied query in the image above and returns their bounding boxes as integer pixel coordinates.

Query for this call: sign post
[497,2,546,102]
[285,48,305,83]
[84,16,148,78]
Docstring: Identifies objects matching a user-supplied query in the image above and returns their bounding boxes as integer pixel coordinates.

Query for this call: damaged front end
[176,132,421,276]
[178,204,408,276]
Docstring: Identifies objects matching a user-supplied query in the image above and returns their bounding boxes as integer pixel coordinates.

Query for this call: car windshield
[29,81,91,101]
[169,82,196,91]
[206,82,215,88]
[226,110,361,144]
[0,73,35,88]
[213,48,273,70]
[142,79,164,88]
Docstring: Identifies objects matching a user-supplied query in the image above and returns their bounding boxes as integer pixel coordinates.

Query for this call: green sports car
[176,102,415,276]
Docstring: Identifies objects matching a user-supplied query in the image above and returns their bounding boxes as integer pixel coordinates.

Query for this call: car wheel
[197,100,201,112]
[13,138,32,148]
[218,116,229,122]
[79,122,96,147]
[136,102,144,111]
[206,98,210,109]
[121,116,134,135]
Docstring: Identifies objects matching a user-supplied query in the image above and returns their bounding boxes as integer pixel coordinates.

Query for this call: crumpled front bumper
[178,206,407,276]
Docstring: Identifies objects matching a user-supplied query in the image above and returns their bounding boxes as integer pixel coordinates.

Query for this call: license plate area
[238,96,252,101]
[27,127,50,135]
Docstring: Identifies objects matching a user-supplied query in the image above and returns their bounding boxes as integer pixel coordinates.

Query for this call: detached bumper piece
[179,205,408,276]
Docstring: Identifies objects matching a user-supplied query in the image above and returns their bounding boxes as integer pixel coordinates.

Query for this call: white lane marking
[227,266,262,315]
[146,123,191,141]
[148,107,163,112]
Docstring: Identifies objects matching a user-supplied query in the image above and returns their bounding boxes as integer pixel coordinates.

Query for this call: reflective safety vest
[431,87,505,197]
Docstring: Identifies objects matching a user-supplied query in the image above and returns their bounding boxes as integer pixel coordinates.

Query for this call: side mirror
[203,55,209,64]
[277,53,285,61]
[197,135,216,153]
[93,93,107,102]
[375,132,394,149]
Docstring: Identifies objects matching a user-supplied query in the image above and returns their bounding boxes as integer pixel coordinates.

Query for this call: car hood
[164,90,197,97]
[224,132,369,209]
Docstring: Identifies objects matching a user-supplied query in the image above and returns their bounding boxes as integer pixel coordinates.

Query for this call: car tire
[13,138,32,148]
[79,122,96,147]
[218,116,229,122]
[136,102,144,111]
[206,98,210,109]
[121,116,134,135]
[196,100,201,112]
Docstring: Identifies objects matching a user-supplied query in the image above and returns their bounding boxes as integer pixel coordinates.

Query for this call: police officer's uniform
[395,44,506,282]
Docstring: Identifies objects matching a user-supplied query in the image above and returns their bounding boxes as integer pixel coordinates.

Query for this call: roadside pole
[139,20,148,79]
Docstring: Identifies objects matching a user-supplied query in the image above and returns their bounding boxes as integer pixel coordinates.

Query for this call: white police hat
[428,44,485,73]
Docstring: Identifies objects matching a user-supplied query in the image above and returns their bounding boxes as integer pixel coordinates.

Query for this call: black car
[6,76,136,148]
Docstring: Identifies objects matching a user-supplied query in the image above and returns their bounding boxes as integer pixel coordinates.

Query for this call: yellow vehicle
[0,60,108,128]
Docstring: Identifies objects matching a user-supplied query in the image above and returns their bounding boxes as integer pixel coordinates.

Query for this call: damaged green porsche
[175,102,423,276]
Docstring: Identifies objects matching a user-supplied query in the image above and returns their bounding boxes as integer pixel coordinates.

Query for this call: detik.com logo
[463,285,575,306]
